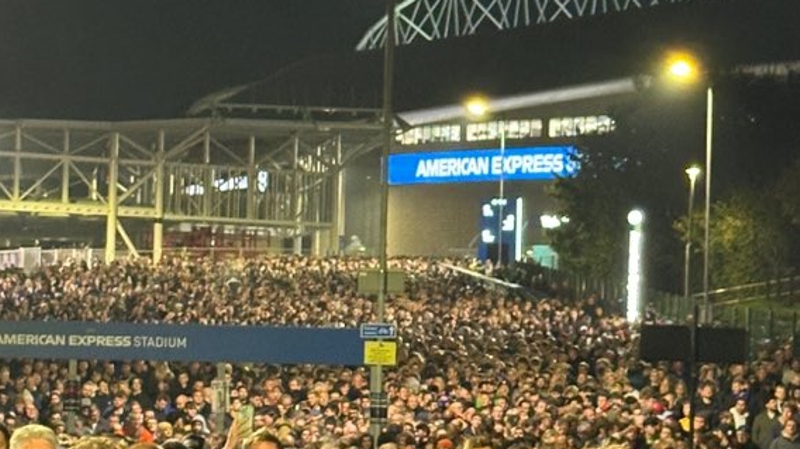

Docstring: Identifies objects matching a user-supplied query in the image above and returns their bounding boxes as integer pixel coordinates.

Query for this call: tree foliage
[709,189,793,287]
[548,95,691,290]
[549,79,800,292]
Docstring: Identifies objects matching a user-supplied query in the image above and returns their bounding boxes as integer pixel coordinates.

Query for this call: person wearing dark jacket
[768,419,800,449]
[754,398,780,449]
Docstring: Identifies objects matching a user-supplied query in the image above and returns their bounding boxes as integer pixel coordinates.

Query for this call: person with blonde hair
[8,424,58,449]
[70,436,126,449]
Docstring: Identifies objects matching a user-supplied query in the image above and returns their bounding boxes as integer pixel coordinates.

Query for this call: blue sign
[359,323,396,339]
[388,146,578,186]
[0,321,363,365]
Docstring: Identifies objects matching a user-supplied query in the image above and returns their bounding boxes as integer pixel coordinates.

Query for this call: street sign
[364,341,397,366]
[360,323,397,339]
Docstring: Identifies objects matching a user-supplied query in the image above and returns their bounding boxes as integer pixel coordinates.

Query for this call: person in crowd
[769,419,800,449]
[0,422,10,449]
[754,398,781,449]
[8,424,57,449]
[0,255,796,449]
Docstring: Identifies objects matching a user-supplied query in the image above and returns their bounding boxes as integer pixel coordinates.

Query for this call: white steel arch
[357,0,696,51]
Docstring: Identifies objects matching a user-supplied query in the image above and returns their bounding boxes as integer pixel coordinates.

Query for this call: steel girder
[0,118,382,261]
[357,0,694,51]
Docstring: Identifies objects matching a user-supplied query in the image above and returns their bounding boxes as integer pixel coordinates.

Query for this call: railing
[697,273,800,306]
[649,287,799,358]
[0,245,319,273]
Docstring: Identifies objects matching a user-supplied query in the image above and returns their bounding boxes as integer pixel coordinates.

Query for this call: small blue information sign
[360,323,397,339]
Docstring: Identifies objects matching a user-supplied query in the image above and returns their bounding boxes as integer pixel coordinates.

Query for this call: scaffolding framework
[0,118,383,263]
[357,0,698,51]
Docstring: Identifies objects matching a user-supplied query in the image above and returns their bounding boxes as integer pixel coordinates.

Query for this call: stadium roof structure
[188,0,800,124]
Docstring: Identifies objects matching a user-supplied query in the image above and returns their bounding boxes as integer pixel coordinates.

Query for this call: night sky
[0,0,798,120]
[0,0,383,119]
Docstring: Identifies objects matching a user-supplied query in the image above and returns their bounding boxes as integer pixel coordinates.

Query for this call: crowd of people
[0,255,797,449]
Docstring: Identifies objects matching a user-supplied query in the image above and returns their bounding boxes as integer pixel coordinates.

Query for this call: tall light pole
[702,87,713,323]
[465,97,506,265]
[371,0,396,446]
[684,165,701,301]
[666,53,711,449]
[667,53,713,323]
[497,122,506,266]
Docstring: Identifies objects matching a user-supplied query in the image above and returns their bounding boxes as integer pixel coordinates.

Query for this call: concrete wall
[386,181,555,257]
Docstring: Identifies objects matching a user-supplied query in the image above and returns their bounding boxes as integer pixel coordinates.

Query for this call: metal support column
[62,130,70,203]
[203,131,213,217]
[105,133,120,264]
[153,131,165,263]
[247,136,257,220]
[702,87,714,324]
[211,363,229,435]
[330,134,345,255]
[370,0,396,446]
[65,360,78,434]
[13,126,21,201]
[292,134,303,255]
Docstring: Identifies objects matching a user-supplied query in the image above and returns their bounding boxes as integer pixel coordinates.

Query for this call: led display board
[388,146,578,185]
[478,197,523,264]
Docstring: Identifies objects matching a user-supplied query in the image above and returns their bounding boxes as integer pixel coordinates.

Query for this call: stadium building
[0,0,797,267]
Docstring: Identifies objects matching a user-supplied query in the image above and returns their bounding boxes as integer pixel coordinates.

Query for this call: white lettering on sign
[0,334,66,346]
[415,153,569,179]
[133,336,188,349]
[415,156,491,178]
[0,333,188,349]
[68,335,133,347]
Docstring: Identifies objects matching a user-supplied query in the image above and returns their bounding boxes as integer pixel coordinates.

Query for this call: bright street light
[665,51,701,84]
[464,96,490,118]
[665,50,710,449]
[664,51,713,325]
[670,61,693,78]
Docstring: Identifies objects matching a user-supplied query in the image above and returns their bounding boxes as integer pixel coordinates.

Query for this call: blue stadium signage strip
[0,321,363,365]
[387,146,578,185]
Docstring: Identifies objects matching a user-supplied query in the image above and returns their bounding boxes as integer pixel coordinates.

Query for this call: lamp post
[666,53,713,323]
[666,53,711,449]
[684,165,702,302]
[465,97,506,265]
[370,0,396,446]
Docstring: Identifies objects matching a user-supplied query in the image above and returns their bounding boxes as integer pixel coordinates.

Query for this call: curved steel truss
[357,0,694,51]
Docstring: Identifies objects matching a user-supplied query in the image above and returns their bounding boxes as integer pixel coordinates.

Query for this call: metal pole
[371,0,395,446]
[105,133,120,264]
[688,303,698,449]
[153,131,165,264]
[702,87,713,323]
[62,130,70,204]
[684,175,697,301]
[333,134,345,255]
[497,122,506,266]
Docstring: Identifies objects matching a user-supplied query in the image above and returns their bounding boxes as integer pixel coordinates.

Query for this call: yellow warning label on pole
[363,340,397,366]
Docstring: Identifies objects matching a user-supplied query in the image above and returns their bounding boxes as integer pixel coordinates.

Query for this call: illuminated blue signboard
[388,146,578,186]
[0,321,363,365]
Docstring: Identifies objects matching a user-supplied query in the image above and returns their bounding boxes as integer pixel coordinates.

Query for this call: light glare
[670,60,693,78]
[627,209,644,226]
[465,97,490,118]
[685,165,702,182]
